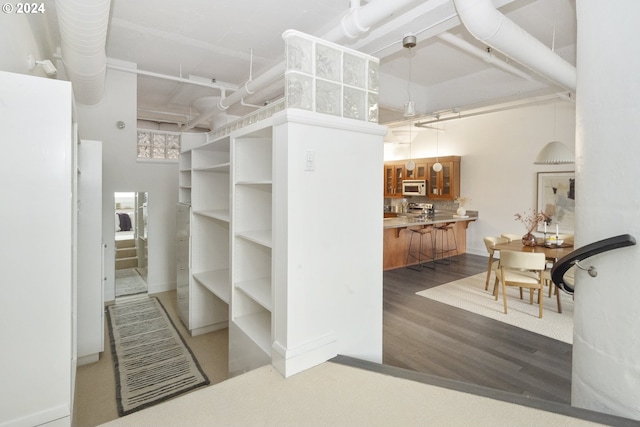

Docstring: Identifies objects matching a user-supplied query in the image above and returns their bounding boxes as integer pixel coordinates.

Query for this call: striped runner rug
[107,297,210,416]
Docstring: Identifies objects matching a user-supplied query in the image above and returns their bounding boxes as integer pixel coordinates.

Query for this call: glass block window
[137,130,181,160]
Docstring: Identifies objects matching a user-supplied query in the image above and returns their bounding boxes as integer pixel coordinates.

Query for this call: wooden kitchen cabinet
[408,161,428,180]
[384,162,406,198]
[384,156,459,199]
[427,156,460,200]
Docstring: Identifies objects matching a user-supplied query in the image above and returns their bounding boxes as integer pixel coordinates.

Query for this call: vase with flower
[514,209,549,247]
[456,196,469,216]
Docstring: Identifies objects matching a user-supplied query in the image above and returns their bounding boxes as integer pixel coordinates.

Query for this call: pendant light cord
[436,125,439,162]
[407,47,412,102]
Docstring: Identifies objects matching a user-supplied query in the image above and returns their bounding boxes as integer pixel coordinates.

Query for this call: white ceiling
[46,0,577,130]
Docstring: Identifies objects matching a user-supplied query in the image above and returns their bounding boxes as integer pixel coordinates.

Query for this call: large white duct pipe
[324,0,417,41]
[453,0,576,91]
[56,0,111,105]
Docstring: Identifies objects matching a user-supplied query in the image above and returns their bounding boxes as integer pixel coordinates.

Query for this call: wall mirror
[114,191,149,299]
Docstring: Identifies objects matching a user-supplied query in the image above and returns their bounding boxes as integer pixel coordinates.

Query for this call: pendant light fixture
[403,34,417,171]
[433,124,442,172]
[533,101,574,164]
[403,34,417,118]
[533,13,574,165]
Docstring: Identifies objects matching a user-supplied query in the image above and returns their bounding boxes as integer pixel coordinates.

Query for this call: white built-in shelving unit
[178,136,231,335]
[230,125,274,367]
[178,150,192,205]
[176,30,386,378]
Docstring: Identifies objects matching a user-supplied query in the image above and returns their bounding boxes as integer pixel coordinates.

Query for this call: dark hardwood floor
[383,253,573,404]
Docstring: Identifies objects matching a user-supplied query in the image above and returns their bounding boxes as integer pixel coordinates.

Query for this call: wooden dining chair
[483,236,508,291]
[495,250,547,318]
[541,265,575,314]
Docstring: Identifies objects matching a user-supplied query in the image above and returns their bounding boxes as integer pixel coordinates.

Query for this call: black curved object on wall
[551,234,636,294]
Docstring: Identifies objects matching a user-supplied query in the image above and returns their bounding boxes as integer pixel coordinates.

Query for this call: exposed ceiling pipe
[323,0,417,41]
[437,32,532,81]
[186,0,417,130]
[184,62,285,130]
[412,91,572,126]
[106,63,238,92]
[56,0,111,105]
[452,0,576,91]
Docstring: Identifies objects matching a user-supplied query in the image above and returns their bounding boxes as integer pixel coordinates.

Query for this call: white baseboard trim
[0,404,70,427]
[77,353,99,367]
[272,332,337,378]
[190,320,228,337]
[148,281,176,295]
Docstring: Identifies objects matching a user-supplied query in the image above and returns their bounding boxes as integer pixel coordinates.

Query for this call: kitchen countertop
[383,210,478,229]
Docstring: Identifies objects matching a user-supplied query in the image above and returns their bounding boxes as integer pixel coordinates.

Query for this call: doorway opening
[114,191,149,299]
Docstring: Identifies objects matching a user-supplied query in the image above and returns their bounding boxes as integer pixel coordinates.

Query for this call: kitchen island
[383,211,478,270]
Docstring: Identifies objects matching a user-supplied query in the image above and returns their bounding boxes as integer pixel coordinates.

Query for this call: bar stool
[434,222,459,264]
[406,226,436,271]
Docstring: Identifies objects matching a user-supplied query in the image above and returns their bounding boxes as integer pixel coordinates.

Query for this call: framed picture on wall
[537,171,575,233]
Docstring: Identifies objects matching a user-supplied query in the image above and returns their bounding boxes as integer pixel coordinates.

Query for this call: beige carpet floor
[97,362,608,427]
[416,272,573,344]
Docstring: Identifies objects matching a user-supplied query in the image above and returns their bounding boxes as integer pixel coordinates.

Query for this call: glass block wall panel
[167,148,180,160]
[285,73,313,111]
[138,131,151,145]
[316,80,341,116]
[343,53,365,88]
[153,133,166,147]
[316,44,341,82]
[343,87,365,120]
[209,31,380,138]
[138,145,151,158]
[286,34,312,74]
[152,145,166,158]
[137,130,181,160]
[367,92,379,123]
[283,29,379,123]
[368,61,379,92]
[210,98,285,138]
[167,134,180,149]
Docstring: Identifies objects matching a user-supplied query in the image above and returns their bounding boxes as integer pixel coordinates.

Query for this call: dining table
[493,238,574,264]
[493,238,574,313]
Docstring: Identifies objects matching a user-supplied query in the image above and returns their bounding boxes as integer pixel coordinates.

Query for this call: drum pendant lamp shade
[534,141,574,164]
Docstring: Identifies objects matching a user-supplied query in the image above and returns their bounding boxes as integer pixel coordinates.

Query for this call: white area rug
[416,273,573,344]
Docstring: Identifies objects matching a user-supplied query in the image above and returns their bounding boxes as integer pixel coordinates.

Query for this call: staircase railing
[551,234,636,294]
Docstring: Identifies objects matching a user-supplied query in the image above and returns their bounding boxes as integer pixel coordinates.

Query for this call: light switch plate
[304,150,315,171]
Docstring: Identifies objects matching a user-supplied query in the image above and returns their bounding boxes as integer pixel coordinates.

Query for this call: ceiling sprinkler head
[403,35,417,49]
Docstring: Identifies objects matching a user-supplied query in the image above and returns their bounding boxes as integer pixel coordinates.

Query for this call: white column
[572,1,640,420]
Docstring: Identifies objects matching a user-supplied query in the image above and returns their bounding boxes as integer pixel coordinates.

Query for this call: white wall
[0,12,55,77]
[75,65,180,301]
[384,101,576,255]
[272,111,385,376]
[572,1,640,420]
[1,71,73,427]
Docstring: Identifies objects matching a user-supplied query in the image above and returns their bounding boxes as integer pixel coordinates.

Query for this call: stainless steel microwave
[402,180,426,196]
